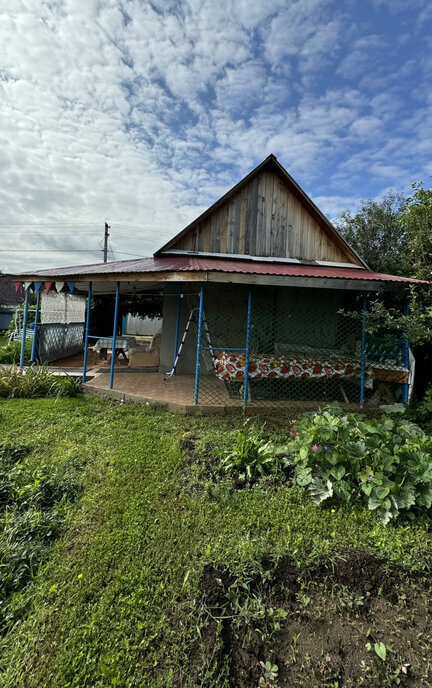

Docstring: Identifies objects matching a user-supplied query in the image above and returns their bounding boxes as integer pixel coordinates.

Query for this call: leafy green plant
[223,425,276,483]
[408,387,432,433]
[258,660,279,687]
[0,339,32,364]
[277,406,432,523]
[0,364,80,398]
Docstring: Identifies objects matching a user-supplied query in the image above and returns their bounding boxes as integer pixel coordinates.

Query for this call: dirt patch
[179,435,197,454]
[195,552,432,687]
[312,550,401,597]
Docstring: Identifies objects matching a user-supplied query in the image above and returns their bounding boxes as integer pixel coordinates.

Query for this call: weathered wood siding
[173,170,360,264]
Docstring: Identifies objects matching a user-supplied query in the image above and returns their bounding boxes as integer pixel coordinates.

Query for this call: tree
[399,182,432,280]
[335,191,408,275]
[336,183,432,398]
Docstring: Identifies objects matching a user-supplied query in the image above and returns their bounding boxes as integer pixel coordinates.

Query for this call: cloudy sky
[1,0,431,272]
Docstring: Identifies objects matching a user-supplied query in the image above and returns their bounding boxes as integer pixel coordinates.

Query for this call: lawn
[0,397,432,687]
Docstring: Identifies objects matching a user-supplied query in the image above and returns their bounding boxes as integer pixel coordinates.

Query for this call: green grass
[0,398,431,687]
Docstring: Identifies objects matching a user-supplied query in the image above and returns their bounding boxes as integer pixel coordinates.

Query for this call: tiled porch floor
[83,371,364,415]
[85,372,237,409]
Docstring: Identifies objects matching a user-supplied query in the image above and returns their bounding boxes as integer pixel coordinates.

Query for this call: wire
[108,240,116,261]
[111,223,153,230]
[0,223,100,228]
[108,251,145,257]
[2,249,103,253]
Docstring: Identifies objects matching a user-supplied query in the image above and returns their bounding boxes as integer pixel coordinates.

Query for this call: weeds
[223,424,276,483]
[0,364,80,398]
[258,660,279,687]
[0,440,82,633]
[1,399,432,687]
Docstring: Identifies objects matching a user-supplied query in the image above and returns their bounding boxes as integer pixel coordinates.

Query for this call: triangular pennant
[24,282,32,291]
[15,282,22,293]
[34,281,42,293]
[66,281,75,293]
[45,281,54,294]
[56,281,65,292]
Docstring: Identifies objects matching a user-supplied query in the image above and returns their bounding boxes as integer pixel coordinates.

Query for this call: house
[13,155,426,412]
[0,275,25,331]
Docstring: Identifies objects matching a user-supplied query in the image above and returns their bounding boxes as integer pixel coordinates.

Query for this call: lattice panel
[37,323,84,362]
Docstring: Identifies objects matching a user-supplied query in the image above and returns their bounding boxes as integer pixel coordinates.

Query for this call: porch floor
[83,371,365,415]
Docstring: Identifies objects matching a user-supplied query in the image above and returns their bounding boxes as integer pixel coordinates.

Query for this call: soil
[196,551,432,687]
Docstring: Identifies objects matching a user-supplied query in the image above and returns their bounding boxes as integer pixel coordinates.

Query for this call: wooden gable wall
[171,170,361,265]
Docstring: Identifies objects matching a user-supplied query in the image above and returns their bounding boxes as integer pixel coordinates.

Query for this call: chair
[128,334,161,367]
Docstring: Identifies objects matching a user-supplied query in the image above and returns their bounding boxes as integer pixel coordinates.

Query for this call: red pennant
[15,282,22,293]
[45,281,54,294]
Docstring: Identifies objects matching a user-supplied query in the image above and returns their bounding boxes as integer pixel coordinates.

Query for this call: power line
[110,223,151,230]
[0,231,106,236]
[1,249,103,253]
[111,251,145,257]
[108,239,115,261]
[0,223,100,227]
[0,224,170,238]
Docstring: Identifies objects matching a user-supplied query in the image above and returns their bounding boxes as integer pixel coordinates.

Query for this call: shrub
[0,365,80,398]
[0,339,32,364]
[277,406,432,524]
[223,425,276,483]
[408,387,432,433]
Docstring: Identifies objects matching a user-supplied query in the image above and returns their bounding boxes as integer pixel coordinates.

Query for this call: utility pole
[103,222,110,263]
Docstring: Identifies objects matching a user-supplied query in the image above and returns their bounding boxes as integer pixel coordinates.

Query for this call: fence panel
[195,284,411,409]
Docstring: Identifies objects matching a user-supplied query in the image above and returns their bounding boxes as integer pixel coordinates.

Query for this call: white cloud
[264,0,343,66]
[0,0,431,273]
[349,115,382,137]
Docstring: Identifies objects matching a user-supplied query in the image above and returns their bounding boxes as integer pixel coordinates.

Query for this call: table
[93,336,136,362]
[214,351,367,382]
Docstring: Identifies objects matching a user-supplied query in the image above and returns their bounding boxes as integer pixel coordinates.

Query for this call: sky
[1,0,431,273]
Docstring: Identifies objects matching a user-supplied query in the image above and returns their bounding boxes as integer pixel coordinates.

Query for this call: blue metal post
[402,295,410,406]
[30,288,41,363]
[19,287,30,370]
[194,285,204,405]
[82,281,93,383]
[243,288,252,406]
[360,293,367,408]
[173,286,183,374]
[109,281,120,390]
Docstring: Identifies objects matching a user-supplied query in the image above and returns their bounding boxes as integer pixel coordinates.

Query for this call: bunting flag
[66,281,75,292]
[34,281,42,293]
[14,282,22,293]
[45,281,54,294]
[24,282,32,291]
[56,281,65,292]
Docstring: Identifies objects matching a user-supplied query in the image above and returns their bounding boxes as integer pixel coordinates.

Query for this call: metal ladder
[164,307,216,379]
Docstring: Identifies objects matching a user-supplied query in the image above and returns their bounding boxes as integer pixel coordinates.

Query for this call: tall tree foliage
[335,184,432,280]
[400,183,432,280]
[336,183,432,397]
[335,191,408,275]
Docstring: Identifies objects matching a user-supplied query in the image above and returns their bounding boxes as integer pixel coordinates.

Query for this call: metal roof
[15,255,427,284]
